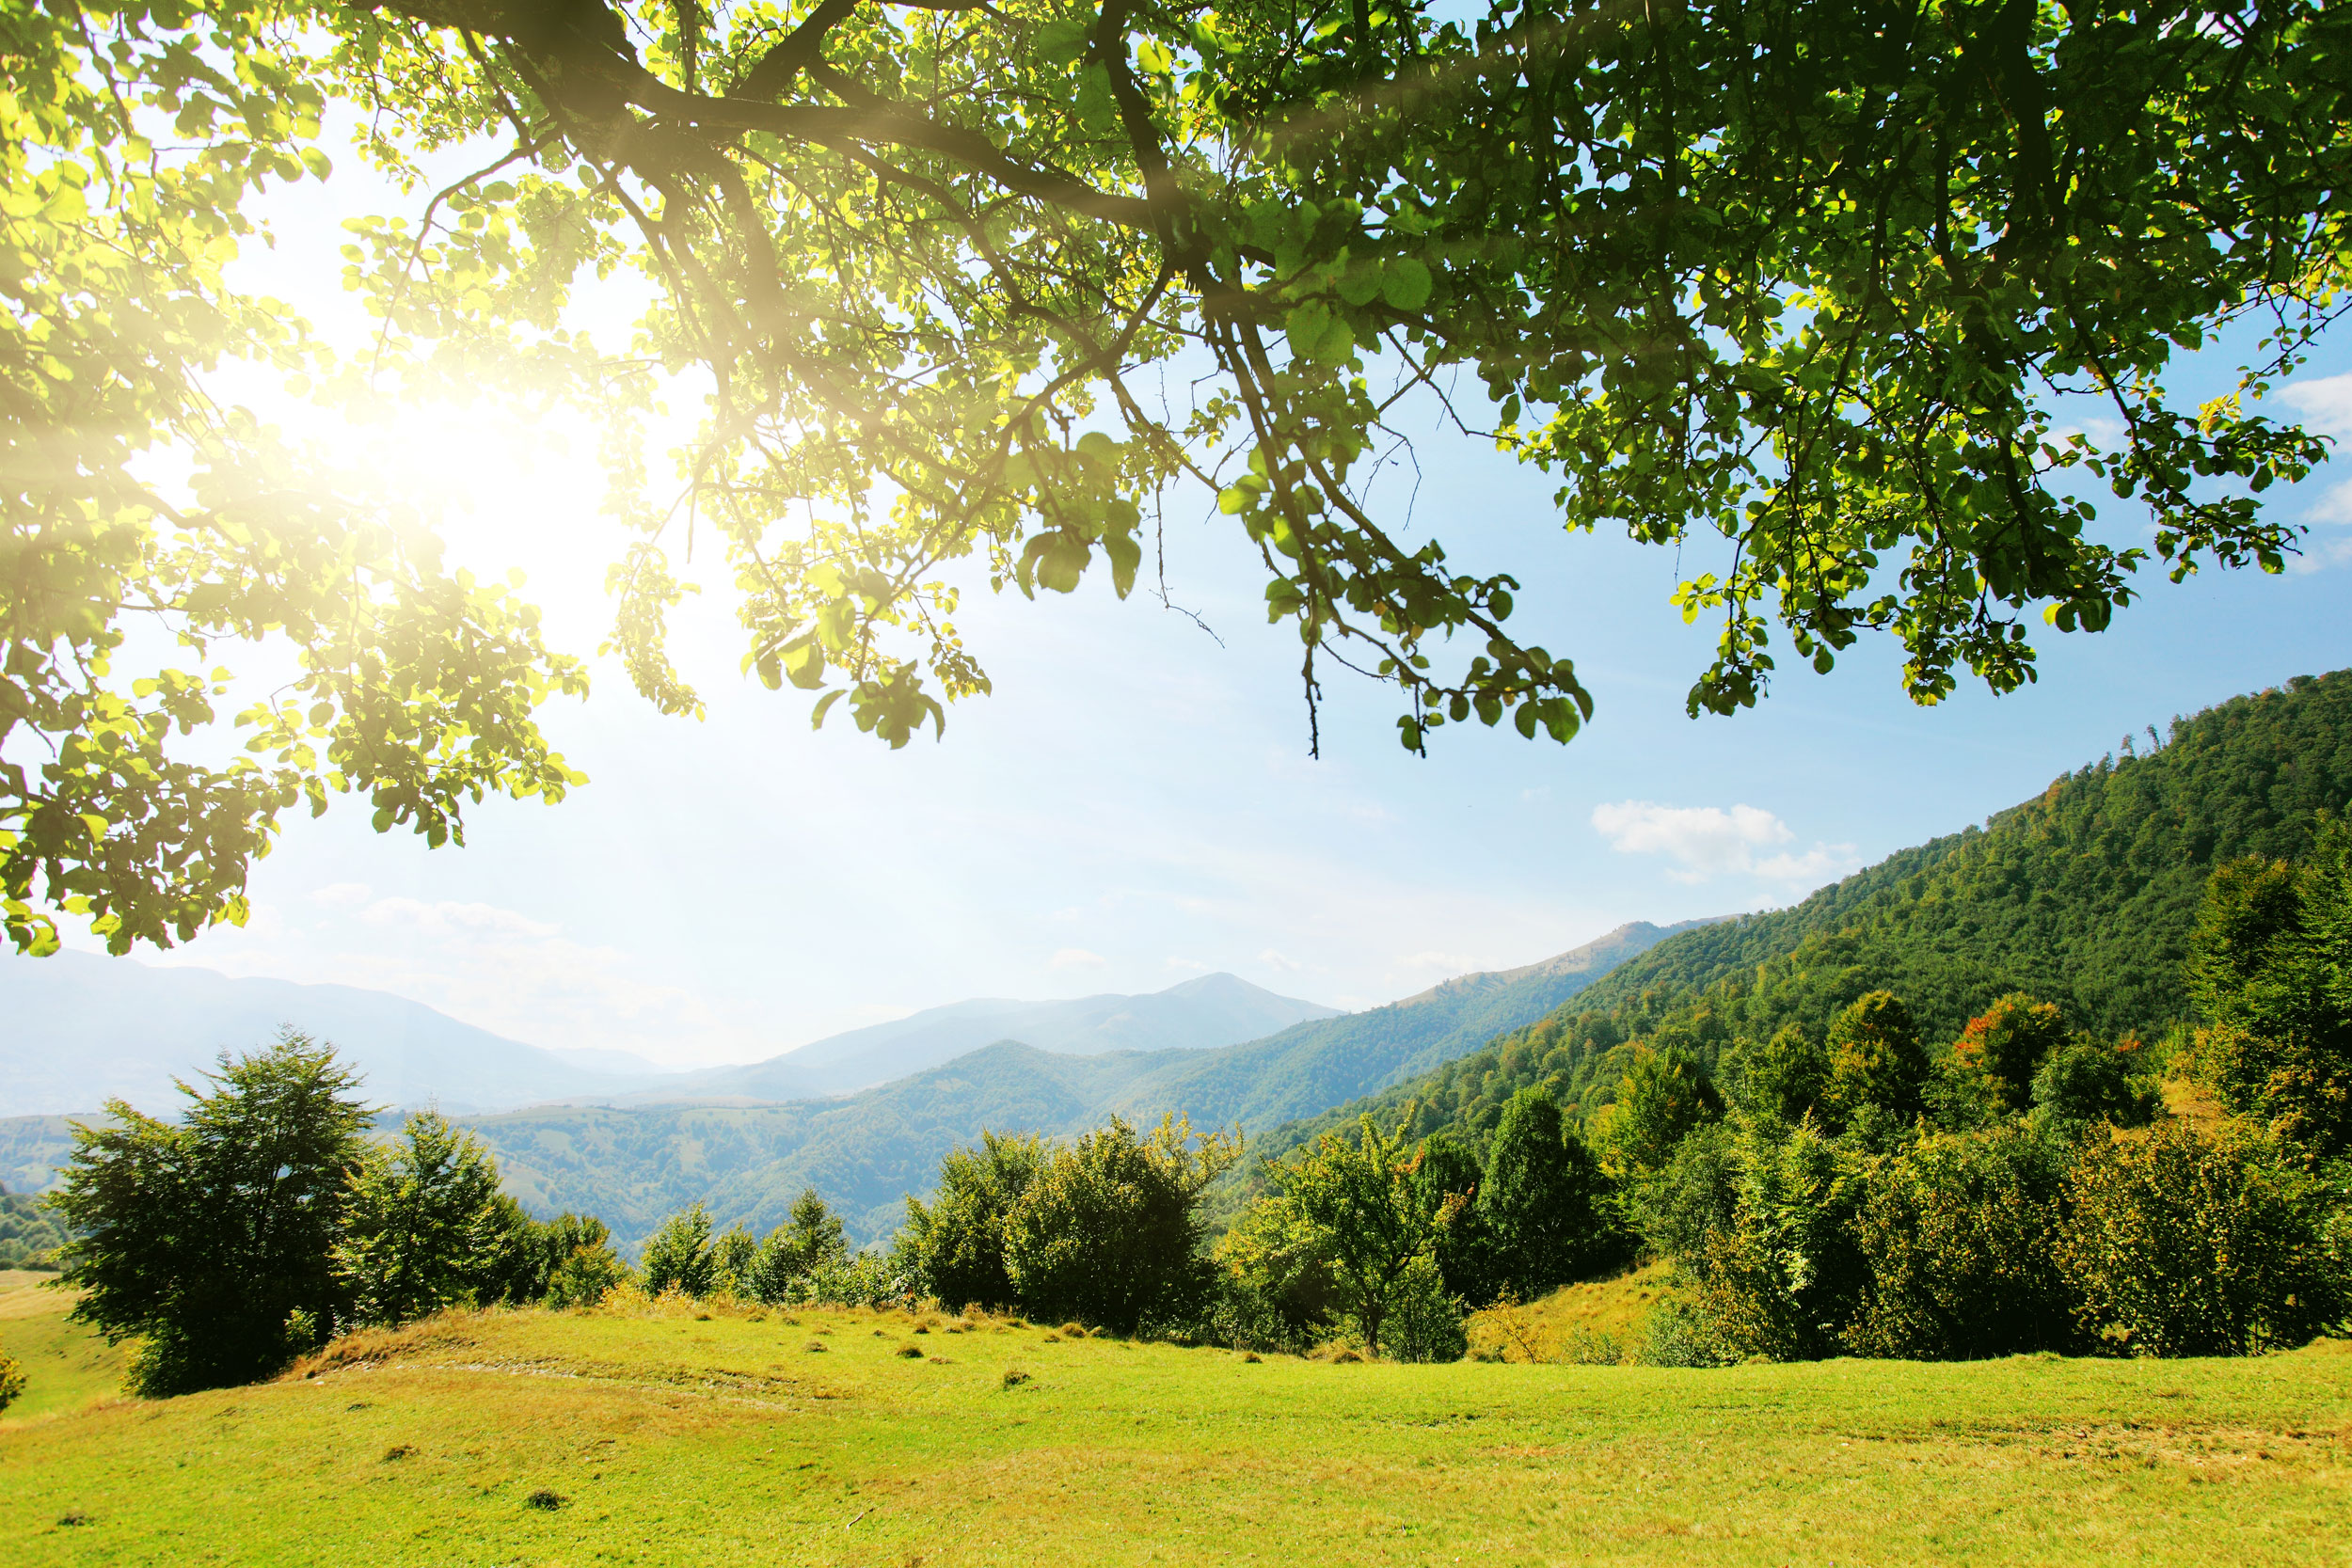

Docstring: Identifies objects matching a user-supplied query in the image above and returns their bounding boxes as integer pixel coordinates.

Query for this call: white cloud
[2280,373,2352,440]
[2292,479,2352,574]
[359,897,559,939]
[1049,947,1106,970]
[1259,948,1302,972]
[310,881,373,910]
[1591,800,1859,888]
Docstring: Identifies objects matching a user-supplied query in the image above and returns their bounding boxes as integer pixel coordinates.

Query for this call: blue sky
[48,131,2352,1069]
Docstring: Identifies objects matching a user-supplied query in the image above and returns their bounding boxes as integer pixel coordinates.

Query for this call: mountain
[0,951,670,1119]
[455,919,1705,1250]
[1246,667,2352,1170]
[655,973,1344,1101]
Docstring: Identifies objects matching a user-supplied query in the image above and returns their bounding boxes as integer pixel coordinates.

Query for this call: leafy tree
[2030,1036,2162,1133]
[709,1225,759,1295]
[1824,992,1931,1125]
[0,1345,23,1413]
[1596,1047,1724,1175]
[1379,1254,1468,1366]
[1406,1131,1493,1307]
[543,1218,631,1310]
[1952,994,2071,1112]
[48,1032,372,1395]
[335,1111,503,1328]
[898,1132,1046,1312]
[13,0,2345,959]
[745,1188,852,1304]
[2187,819,2352,1158]
[1276,1113,1437,1356]
[2059,1119,2344,1355]
[1214,1191,1343,1352]
[1731,1023,1831,1125]
[1001,1117,1239,1334]
[1690,1118,1872,1362]
[1478,1087,1617,1297]
[638,1203,721,1299]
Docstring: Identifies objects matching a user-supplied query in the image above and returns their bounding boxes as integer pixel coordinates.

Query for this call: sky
[35,123,2352,1070]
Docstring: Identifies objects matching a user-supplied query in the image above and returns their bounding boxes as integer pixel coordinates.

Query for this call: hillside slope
[1252,668,2352,1165]
[466,919,1705,1249]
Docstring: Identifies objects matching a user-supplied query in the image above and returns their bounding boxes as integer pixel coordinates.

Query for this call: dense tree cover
[0,1183,69,1270]
[14,1,2350,957]
[897,1117,1237,1332]
[1251,670,2352,1171]
[50,1035,625,1395]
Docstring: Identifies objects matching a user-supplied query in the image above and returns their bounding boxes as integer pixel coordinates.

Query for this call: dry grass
[1465,1259,1676,1363]
[1,1292,2347,1565]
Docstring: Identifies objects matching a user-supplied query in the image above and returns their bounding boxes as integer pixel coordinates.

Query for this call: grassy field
[0,1288,2346,1567]
[0,1271,123,1425]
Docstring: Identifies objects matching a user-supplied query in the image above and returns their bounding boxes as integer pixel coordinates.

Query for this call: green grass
[0,1270,124,1425]
[1,1291,2347,1566]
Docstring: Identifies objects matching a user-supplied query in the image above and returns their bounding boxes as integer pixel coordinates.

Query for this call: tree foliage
[335,1110,504,1328]
[12,0,2349,952]
[48,1031,373,1395]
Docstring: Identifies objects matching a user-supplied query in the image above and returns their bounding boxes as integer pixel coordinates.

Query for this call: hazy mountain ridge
[454,918,1707,1249]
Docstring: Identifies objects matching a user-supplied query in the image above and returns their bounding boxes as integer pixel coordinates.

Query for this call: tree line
[22,819,2348,1401]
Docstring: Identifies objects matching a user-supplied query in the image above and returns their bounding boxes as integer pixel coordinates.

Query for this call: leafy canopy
[12,0,2349,952]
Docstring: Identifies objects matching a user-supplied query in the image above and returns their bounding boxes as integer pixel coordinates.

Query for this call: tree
[0,1345,23,1414]
[1478,1087,1615,1297]
[1824,992,1931,1125]
[2187,821,2352,1158]
[745,1187,851,1303]
[1001,1117,1239,1333]
[1596,1046,1724,1175]
[1278,1113,1437,1356]
[1406,1131,1494,1307]
[48,1032,373,1395]
[639,1203,721,1299]
[16,2,2348,954]
[898,1132,1046,1312]
[1952,994,2072,1113]
[1734,1023,1831,1126]
[335,1111,505,1328]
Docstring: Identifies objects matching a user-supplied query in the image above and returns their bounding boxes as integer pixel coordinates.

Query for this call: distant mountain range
[0,919,1702,1251]
[455,919,1705,1249]
[0,958,1336,1120]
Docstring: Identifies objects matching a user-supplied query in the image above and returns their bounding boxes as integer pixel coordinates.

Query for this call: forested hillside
[1250,671,2352,1166]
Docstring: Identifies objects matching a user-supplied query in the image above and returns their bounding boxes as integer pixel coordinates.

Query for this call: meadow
[3,1276,2346,1567]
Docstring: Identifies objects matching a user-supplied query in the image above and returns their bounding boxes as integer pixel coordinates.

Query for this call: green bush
[744,1189,851,1305]
[638,1204,720,1299]
[1689,1118,1871,1361]
[0,1345,24,1413]
[896,1132,1044,1312]
[1379,1254,1467,1364]
[1214,1192,1340,1352]
[1000,1117,1237,1335]
[2031,1036,2162,1132]
[1847,1125,2077,1358]
[2059,1119,2346,1355]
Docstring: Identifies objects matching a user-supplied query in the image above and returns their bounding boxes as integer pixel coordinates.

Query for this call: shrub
[545,1237,630,1310]
[0,1346,24,1413]
[640,1204,722,1299]
[1631,1296,1738,1368]
[896,1132,1044,1312]
[1379,1254,1467,1364]
[1846,1124,2078,1358]
[999,1117,1238,1336]
[1689,1118,1871,1360]
[744,1188,851,1304]
[2058,1119,2346,1355]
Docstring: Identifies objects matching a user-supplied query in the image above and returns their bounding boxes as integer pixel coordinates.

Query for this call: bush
[0,1346,24,1413]
[1631,1295,1739,1368]
[1847,1124,2078,1358]
[2059,1119,2346,1355]
[999,1117,1238,1335]
[743,1189,850,1304]
[896,1132,1044,1312]
[546,1236,630,1309]
[1689,1118,1871,1361]
[639,1204,720,1299]
[1379,1254,1467,1364]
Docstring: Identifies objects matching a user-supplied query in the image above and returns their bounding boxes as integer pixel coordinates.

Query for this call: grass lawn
[0,1271,124,1425]
[1,1292,2345,1566]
